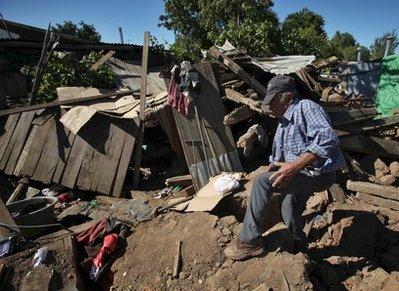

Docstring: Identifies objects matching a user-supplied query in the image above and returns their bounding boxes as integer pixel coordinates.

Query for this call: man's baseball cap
[262,75,296,105]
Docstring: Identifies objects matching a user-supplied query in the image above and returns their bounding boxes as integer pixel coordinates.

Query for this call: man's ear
[284,91,294,103]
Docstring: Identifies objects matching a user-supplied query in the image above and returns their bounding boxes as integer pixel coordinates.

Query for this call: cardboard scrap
[185,175,239,212]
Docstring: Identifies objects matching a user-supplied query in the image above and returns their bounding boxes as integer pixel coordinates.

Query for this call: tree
[281,8,329,59]
[159,0,281,61]
[329,31,370,61]
[54,20,101,43]
[370,30,398,59]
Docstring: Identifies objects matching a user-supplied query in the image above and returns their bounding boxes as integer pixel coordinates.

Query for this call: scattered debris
[0,21,399,290]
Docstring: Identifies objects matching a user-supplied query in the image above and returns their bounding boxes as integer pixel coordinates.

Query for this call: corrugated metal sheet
[107,57,167,97]
[216,40,315,74]
[340,61,381,99]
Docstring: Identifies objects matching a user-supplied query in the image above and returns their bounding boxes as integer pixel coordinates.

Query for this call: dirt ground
[109,197,399,291]
[111,212,312,290]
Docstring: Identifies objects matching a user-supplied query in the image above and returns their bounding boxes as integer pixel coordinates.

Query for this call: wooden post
[29,23,59,105]
[132,31,150,189]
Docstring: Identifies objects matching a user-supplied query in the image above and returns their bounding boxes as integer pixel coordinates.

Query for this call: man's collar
[282,97,299,121]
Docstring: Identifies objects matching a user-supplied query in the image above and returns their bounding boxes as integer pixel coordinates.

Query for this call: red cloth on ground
[76,219,108,246]
[92,233,119,268]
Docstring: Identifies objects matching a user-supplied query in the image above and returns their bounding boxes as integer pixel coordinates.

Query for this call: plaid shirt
[270,98,346,174]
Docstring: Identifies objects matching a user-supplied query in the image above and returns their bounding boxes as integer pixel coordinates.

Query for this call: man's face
[269,92,293,118]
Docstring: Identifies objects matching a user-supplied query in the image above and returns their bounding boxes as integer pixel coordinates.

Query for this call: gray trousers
[239,170,335,244]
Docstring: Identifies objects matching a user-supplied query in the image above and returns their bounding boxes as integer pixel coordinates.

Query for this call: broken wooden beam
[347,180,399,201]
[91,50,115,70]
[208,46,269,102]
[165,175,192,188]
[356,192,399,211]
[328,183,346,203]
[173,185,196,198]
[172,240,182,278]
[6,178,29,205]
[339,135,399,159]
[0,89,139,118]
[225,88,267,114]
[223,105,256,125]
[236,125,259,148]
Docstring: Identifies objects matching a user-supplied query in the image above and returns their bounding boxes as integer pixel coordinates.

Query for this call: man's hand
[269,152,319,188]
[269,161,300,188]
[266,163,278,172]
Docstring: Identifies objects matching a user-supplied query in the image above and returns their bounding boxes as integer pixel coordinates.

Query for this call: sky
[1,0,398,51]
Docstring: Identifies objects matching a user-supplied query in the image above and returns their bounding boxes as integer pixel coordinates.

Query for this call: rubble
[0,20,399,291]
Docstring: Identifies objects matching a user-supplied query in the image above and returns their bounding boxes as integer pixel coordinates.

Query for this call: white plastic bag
[32,247,48,268]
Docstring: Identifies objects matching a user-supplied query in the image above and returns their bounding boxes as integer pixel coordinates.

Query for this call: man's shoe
[224,239,265,261]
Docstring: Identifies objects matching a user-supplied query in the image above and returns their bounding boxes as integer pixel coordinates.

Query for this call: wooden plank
[112,120,138,197]
[75,118,105,190]
[59,105,97,135]
[208,46,268,102]
[75,143,102,190]
[6,181,28,205]
[328,183,346,203]
[0,89,138,118]
[132,31,150,189]
[165,175,193,187]
[13,126,38,176]
[0,114,20,161]
[1,111,36,173]
[94,122,127,194]
[52,128,75,184]
[223,105,256,125]
[91,50,115,70]
[356,192,399,211]
[224,88,267,114]
[61,131,89,189]
[339,135,399,159]
[31,117,59,183]
[347,180,399,201]
[19,116,54,177]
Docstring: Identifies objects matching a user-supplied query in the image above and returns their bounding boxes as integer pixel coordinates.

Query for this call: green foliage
[21,51,115,103]
[370,30,398,60]
[159,0,280,61]
[328,31,370,61]
[281,8,329,58]
[331,31,356,48]
[149,34,171,62]
[53,20,101,42]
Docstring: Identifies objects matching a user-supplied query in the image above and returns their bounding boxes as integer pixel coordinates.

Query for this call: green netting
[376,54,399,117]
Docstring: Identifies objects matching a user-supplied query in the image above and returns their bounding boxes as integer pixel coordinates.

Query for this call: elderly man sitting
[224,75,346,261]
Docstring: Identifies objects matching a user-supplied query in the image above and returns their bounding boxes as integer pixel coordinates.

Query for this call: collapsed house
[0,21,399,290]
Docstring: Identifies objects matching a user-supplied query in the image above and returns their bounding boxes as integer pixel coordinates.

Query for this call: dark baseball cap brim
[262,75,296,105]
[262,89,280,105]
